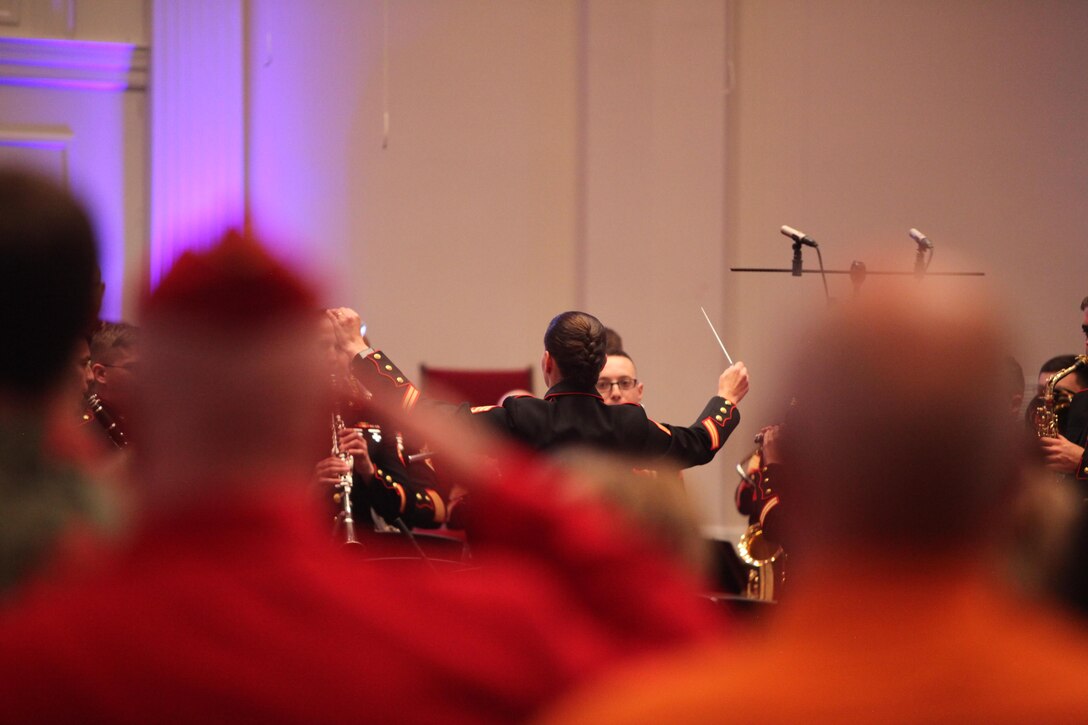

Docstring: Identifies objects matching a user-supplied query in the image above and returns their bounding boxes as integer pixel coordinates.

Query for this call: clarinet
[331,410,361,546]
[85,393,128,449]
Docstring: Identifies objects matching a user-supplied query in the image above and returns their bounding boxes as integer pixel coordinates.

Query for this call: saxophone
[735,430,784,602]
[1033,355,1088,438]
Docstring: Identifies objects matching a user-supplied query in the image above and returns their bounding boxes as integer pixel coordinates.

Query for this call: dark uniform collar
[543,379,603,400]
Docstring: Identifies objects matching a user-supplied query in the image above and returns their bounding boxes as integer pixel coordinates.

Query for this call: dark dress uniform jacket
[351,350,740,469]
[1064,390,1088,484]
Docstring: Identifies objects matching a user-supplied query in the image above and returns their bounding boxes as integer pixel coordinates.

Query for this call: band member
[1025,354,1087,434]
[735,425,785,543]
[596,351,644,406]
[329,308,749,469]
[1039,296,1088,486]
[86,321,139,449]
[314,314,454,530]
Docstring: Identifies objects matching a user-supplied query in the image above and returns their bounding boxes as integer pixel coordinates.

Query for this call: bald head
[782,287,1021,561]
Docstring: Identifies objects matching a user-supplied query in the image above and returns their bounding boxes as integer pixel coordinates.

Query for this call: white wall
[248,1,582,376]
[729,0,1088,443]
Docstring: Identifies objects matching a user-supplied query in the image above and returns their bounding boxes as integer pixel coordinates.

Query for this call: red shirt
[0,457,722,724]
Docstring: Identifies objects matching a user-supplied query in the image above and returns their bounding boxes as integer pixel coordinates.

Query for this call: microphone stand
[912,244,935,280]
[737,227,981,303]
[731,264,984,297]
[787,240,833,305]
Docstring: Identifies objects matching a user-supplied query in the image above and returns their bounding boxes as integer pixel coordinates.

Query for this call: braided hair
[544,311,607,388]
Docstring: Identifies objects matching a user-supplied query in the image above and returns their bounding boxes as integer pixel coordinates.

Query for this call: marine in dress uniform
[345,408,453,529]
[337,310,747,470]
[1063,390,1088,488]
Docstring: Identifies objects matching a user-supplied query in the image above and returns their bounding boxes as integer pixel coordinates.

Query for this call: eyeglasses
[101,362,140,374]
[596,377,638,393]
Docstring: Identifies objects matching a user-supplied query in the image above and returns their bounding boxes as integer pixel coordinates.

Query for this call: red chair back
[419,365,533,407]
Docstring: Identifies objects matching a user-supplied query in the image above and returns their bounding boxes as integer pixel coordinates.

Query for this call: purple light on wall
[0,36,142,93]
[148,0,245,287]
[0,77,130,92]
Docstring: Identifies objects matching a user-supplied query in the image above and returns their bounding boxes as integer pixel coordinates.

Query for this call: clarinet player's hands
[313,456,351,488]
[327,308,370,358]
[338,427,375,477]
[718,362,749,404]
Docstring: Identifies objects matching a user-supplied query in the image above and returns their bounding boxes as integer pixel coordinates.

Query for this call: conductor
[330,309,749,469]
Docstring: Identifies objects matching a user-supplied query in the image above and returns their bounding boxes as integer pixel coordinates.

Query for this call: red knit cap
[143,229,315,327]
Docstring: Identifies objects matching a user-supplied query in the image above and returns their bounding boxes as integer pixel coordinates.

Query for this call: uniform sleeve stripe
[702,418,721,450]
[402,386,420,411]
[651,420,672,436]
[758,496,779,528]
[425,488,447,523]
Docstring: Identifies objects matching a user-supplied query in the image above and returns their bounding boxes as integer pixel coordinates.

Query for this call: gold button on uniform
[715,415,723,421]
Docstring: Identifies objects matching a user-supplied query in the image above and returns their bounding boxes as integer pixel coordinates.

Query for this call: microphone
[908,228,933,250]
[781,225,818,248]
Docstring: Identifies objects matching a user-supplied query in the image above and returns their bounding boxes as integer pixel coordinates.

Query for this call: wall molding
[0,123,73,182]
[0,36,147,91]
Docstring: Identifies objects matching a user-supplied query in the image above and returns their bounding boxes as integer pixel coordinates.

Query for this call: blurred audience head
[782,285,1021,569]
[1003,356,1024,418]
[552,448,710,577]
[0,168,98,401]
[71,336,93,400]
[138,231,327,499]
